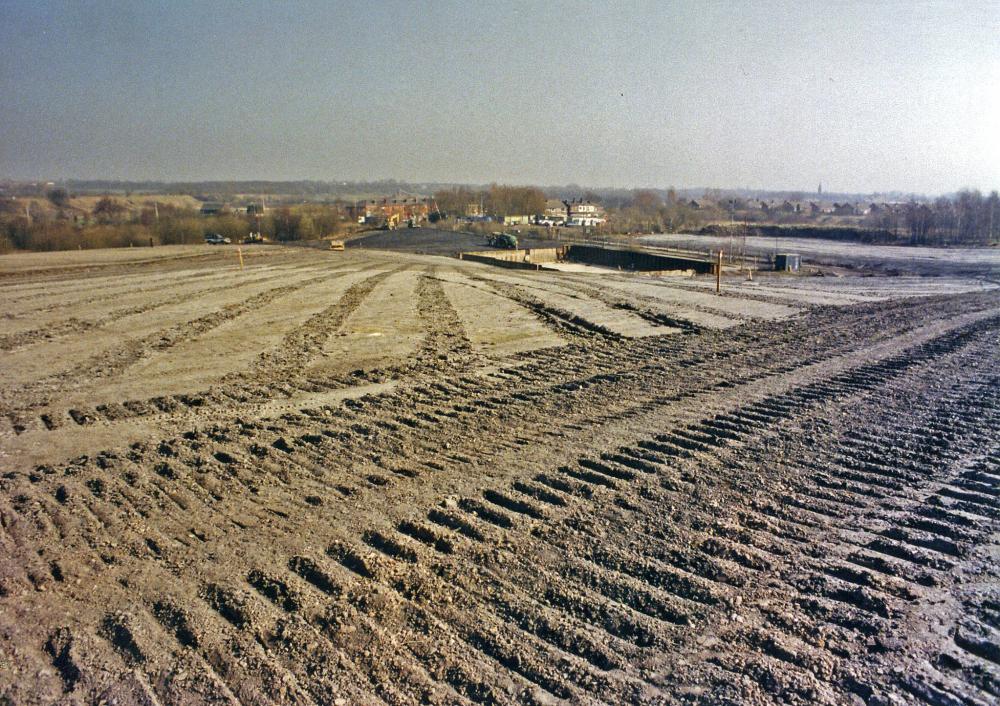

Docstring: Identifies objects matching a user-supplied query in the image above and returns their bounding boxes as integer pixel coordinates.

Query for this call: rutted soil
[1,244,998,705]
[348,227,562,255]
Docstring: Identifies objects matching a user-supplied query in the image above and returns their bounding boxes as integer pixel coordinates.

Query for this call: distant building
[199,202,226,216]
[537,199,567,225]
[563,198,606,226]
[347,192,431,224]
[499,214,532,226]
[867,202,901,216]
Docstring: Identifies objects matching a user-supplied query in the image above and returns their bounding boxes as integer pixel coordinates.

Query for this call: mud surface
[348,228,563,255]
[1,244,999,705]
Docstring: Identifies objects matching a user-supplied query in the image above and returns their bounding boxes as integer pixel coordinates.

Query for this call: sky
[1,0,998,194]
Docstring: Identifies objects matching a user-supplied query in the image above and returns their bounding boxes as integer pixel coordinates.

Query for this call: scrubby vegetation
[433,184,547,218]
[2,183,996,253]
[0,196,349,252]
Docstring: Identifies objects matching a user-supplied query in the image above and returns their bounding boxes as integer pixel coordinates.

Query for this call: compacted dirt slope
[0,244,998,705]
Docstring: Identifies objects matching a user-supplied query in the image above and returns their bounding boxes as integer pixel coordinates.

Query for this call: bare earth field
[640,233,1000,277]
[1,243,999,705]
[346,228,563,256]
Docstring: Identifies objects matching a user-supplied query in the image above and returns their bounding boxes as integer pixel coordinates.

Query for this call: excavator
[487,232,518,249]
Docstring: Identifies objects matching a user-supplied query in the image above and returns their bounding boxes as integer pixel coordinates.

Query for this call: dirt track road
[1,245,998,705]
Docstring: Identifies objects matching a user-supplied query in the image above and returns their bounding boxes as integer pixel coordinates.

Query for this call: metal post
[716,250,723,294]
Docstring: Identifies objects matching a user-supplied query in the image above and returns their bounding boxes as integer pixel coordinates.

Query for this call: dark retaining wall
[565,245,714,273]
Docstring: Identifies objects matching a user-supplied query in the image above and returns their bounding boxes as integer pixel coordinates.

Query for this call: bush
[81,224,149,249]
[208,215,249,242]
[155,218,203,245]
[47,189,70,208]
[0,221,157,251]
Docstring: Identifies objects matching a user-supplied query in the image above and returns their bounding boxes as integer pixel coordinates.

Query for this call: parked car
[204,234,230,244]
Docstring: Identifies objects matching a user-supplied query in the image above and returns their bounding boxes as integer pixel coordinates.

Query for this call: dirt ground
[1,243,999,705]
[640,233,1000,277]
[347,227,563,255]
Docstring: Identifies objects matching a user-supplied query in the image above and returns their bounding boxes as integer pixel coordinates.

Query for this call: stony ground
[1,243,998,705]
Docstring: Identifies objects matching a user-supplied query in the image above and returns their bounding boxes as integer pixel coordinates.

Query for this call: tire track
[3,290,998,702]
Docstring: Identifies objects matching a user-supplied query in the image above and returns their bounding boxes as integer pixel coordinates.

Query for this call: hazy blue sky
[1,1,997,193]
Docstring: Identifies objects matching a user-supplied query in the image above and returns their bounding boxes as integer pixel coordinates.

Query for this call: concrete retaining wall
[461,248,562,263]
[459,252,547,270]
[458,247,563,269]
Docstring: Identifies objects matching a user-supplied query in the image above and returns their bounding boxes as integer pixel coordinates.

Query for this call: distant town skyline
[1,1,998,194]
[8,177,969,202]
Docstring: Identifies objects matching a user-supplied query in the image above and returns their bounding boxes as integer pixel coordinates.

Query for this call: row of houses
[198,192,608,228]
[347,195,432,224]
[200,194,435,226]
[743,200,908,217]
[501,199,606,227]
[461,198,606,227]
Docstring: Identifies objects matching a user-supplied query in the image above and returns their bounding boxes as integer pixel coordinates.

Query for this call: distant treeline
[697,224,898,243]
[894,190,999,246]
[14,179,463,200]
[0,197,347,252]
[4,179,914,205]
[2,184,996,252]
[699,191,999,246]
[433,185,546,217]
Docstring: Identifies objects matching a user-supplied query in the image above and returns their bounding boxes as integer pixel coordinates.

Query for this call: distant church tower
[818,183,822,196]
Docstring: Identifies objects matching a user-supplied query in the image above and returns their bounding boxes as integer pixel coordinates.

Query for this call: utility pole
[741,220,747,272]
[728,200,735,264]
[989,198,996,244]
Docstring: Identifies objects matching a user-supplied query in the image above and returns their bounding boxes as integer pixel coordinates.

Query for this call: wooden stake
[716,250,723,294]
[237,246,244,270]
